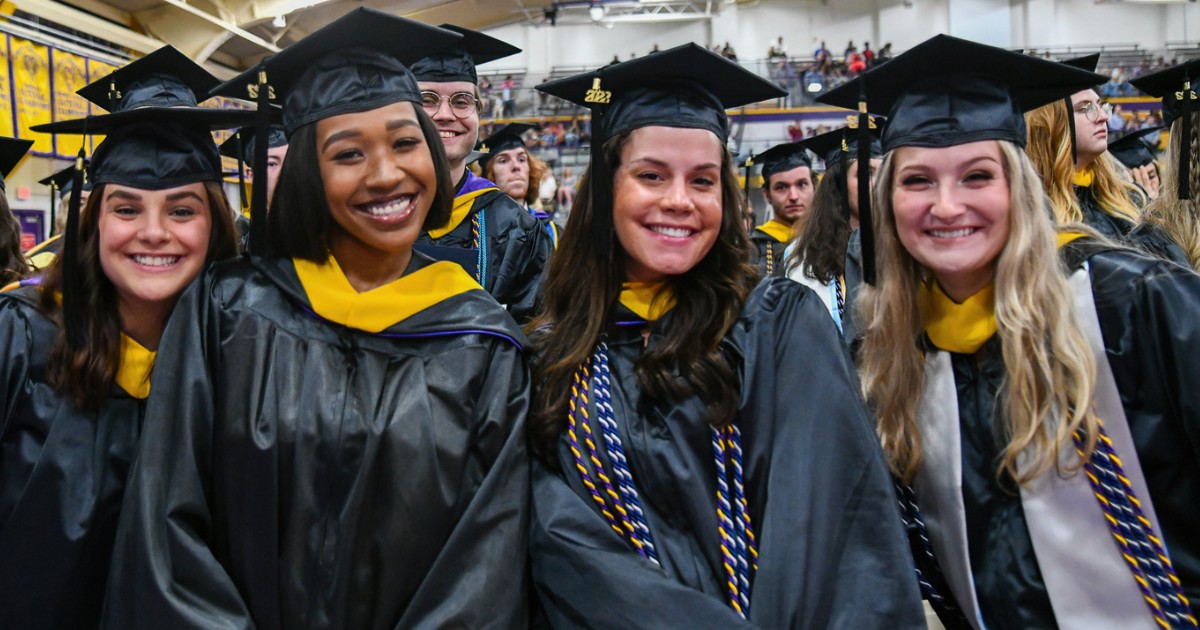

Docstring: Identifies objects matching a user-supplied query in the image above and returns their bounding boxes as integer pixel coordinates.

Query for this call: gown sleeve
[102,272,256,629]
[491,195,551,323]
[529,459,759,629]
[0,295,30,437]
[395,339,533,628]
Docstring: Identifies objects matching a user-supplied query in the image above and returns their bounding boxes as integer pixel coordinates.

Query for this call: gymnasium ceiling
[2,0,731,76]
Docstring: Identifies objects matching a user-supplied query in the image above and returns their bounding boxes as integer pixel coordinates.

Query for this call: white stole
[913,266,1166,630]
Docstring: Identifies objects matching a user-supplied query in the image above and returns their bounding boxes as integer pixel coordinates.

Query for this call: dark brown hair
[267,106,454,261]
[527,130,757,463]
[787,158,853,283]
[39,180,238,410]
[0,195,27,285]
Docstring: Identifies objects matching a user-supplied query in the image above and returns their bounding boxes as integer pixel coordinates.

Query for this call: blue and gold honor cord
[471,208,488,284]
[1074,421,1197,628]
[567,339,758,618]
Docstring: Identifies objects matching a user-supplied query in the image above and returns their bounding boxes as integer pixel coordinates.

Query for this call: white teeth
[930,228,976,238]
[650,226,693,238]
[439,131,455,138]
[363,196,414,217]
[133,255,180,267]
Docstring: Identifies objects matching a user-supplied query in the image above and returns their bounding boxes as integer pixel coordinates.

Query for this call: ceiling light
[272,14,287,28]
[589,3,606,21]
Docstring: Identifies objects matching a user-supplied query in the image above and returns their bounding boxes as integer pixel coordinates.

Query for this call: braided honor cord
[471,208,488,285]
[566,340,759,618]
[713,424,758,618]
[1074,421,1197,629]
[765,242,775,277]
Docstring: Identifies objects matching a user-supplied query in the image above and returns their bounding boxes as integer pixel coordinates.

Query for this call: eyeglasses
[420,91,480,117]
[1075,101,1113,123]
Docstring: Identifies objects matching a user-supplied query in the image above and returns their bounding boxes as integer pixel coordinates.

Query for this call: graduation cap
[38,164,91,234]
[0,136,32,192]
[537,44,785,238]
[818,34,1106,284]
[477,122,534,170]
[1107,126,1162,170]
[1063,53,1101,72]
[34,46,253,133]
[208,8,462,253]
[219,124,287,165]
[1130,60,1200,199]
[801,120,883,170]
[755,141,813,184]
[410,24,521,84]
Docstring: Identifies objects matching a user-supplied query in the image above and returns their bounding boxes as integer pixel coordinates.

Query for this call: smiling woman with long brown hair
[0,49,240,627]
[527,44,922,628]
[103,12,532,628]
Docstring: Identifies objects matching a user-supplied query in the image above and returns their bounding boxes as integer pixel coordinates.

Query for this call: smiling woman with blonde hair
[824,35,1200,629]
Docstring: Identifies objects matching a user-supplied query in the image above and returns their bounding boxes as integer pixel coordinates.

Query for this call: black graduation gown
[841,229,865,350]
[929,240,1200,628]
[1074,186,1189,266]
[531,278,925,628]
[0,286,144,629]
[103,253,533,629]
[748,229,788,278]
[416,174,551,322]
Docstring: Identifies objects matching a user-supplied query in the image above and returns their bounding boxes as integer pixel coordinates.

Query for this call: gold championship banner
[12,37,53,154]
[0,37,15,138]
[52,49,89,157]
[86,58,116,153]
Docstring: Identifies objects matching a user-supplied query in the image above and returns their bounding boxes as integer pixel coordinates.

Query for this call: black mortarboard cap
[1130,60,1200,126]
[78,45,219,112]
[538,43,784,142]
[88,123,223,189]
[818,35,1104,285]
[35,46,254,133]
[818,35,1107,152]
[410,24,521,84]
[1130,60,1200,198]
[38,164,92,196]
[0,137,31,192]
[478,122,534,169]
[219,124,287,164]
[801,121,883,169]
[1107,126,1161,170]
[755,141,813,182]
[210,10,461,136]
[1063,53,1101,73]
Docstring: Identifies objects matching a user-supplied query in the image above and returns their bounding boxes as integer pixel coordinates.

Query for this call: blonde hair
[857,140,1099,485]
[1143,113,1200,269]
[1025,100,1140,223]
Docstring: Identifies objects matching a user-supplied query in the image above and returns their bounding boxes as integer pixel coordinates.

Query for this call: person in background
[784,123,883,333]
[748,140,815,277]
[529,43,923,628]
[1025,54,1187,263]
[1135,61,1200,269]
[480,122,561,247]
[2,46,242,628]
[1107,126,1163,201]
[0,138,32,286]
[103,13,531,627]
[219,124,288,251]
[26,164,91,272]
[413,24,551,322]
[824,34,1200,629]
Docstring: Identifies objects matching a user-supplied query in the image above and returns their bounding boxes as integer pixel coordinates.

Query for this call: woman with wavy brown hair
[1025,73,1187,263]
[528,44,922,628]
[825,35,1200,629]
[784,124,882,335]
[0,48,241,628]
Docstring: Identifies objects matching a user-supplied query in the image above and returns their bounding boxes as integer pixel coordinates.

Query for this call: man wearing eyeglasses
[412,25,551,323]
